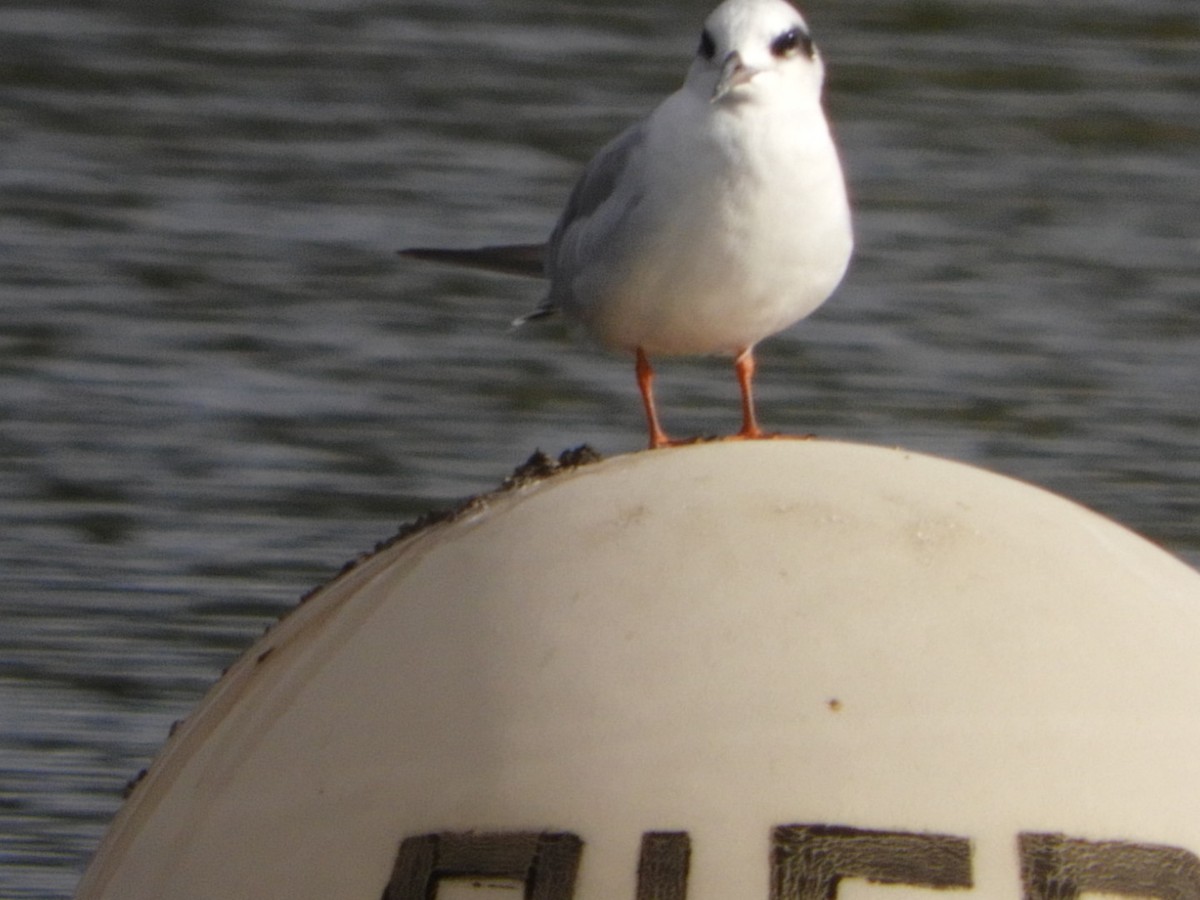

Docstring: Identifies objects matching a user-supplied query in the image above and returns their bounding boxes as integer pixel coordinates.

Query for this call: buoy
[75,440,1200,900]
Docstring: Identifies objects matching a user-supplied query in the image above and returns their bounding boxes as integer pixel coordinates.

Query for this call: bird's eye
[771,26,814,60]
[698,28,716,61]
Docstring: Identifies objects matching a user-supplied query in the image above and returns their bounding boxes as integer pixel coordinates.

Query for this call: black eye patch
[770,26,815,60]
[698,28,716,61]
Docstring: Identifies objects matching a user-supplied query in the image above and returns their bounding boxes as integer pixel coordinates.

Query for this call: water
[1,0,1197,895]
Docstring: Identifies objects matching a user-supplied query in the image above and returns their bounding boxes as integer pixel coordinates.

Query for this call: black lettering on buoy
[1019,831,1200,899]
[637,832,691,900]
[380,825,1200,899]
[381,831,583,900]
[771,824,973,898]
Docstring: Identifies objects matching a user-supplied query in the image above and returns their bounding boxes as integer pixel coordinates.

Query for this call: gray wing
[501,122,651,326]
[545,122,647,290]
[400,121,647,324]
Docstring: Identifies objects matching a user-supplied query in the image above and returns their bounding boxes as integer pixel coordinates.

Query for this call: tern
[402,0,853,448]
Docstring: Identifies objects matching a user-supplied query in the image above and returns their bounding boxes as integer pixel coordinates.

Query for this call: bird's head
[686,0,826,105]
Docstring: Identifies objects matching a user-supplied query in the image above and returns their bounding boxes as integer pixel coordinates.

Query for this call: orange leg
[636,347,671,449]
[734,347,764,439]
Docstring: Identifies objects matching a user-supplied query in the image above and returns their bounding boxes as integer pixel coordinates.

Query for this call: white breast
[562,83,853,357]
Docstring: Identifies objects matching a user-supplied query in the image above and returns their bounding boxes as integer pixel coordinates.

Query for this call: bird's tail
[399,243,547,279]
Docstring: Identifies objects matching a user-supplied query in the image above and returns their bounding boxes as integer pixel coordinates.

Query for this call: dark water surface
[1,0,1197,895]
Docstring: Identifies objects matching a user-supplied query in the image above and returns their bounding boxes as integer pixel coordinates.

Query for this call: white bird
[403,0,853,449]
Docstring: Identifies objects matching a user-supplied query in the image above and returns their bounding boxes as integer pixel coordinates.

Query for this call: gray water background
[1,0,1197,895]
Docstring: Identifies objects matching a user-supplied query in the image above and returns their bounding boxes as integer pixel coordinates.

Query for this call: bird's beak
[712,51,758,102]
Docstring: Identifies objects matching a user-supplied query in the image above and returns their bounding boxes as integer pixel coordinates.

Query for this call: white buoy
[75,441,1200,900]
